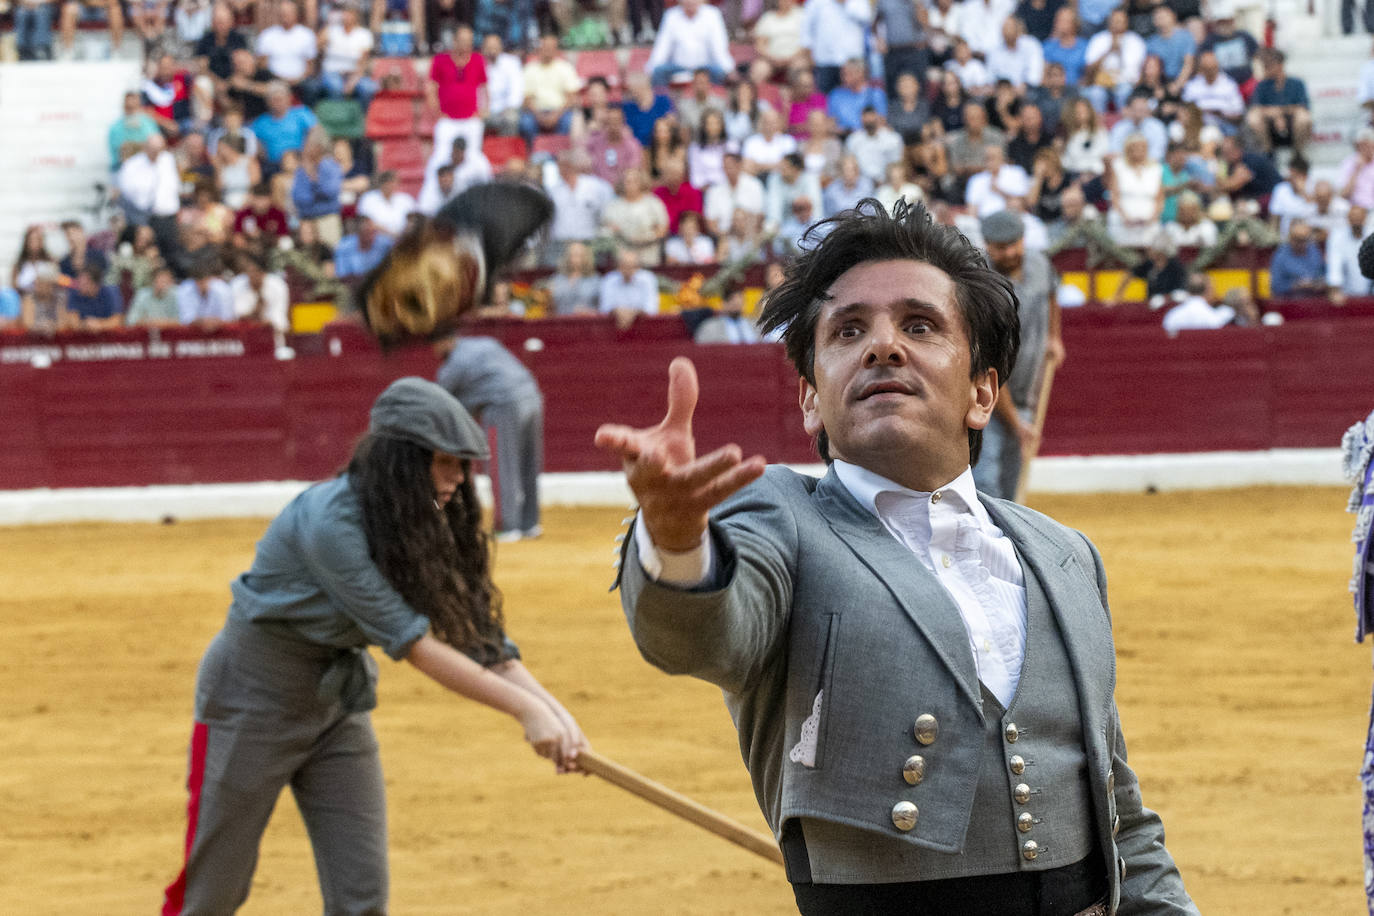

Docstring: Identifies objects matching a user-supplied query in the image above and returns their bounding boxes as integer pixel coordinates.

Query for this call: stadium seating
[371,57,422,97]
[482,135,529,169]
[363,95,416,140]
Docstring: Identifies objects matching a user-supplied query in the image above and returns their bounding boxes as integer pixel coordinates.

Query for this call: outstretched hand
[594,357,766,551]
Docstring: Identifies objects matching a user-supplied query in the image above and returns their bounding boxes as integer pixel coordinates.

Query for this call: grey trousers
[487,394,544,534]
[163,621,388,916]
[973,406,1033,501]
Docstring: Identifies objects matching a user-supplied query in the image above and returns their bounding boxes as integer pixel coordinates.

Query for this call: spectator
[545,149,615,262]
[646,114,688,181]
[799,109,844,184]
[945,102,1005,191]
[315,3,377,106]
[473,0,532,54]
[65,262,125,330]
[752,0,806,82]
[944,37,993,96]
[702,151,766,236]
[844,107,903,184]
[195,2,248,91]
[1327,205,1374,303]
[547,241,601,315]
[627,0,664,46]
[1028,62,1077,137]
[233,181,291,251]
[1162,272,1236,333]
[1269,156,1317,238]
[332,136,374,199]
[519,35,581,144]
[784,67,829,131]
[965,143,1030,216]
[742,108,798,176]
[1246,48,1312,156]
[1135,52,1187,128]
[176,258,234,326]
[105,224,162,291]
[230,252,290,332]
[1145,6,1195,90]
[986,16,1044,90]
[1039,6,1087,86]
[598,247,659,323]
[826,59,887,134]
[58,220,109,281]
[175,223,219,278]
[1106,132,1165,247]
[1083,8,1146,113]
[1181,49,1244,135]
[11,226,55,295]
[724,79,770,145]
[1215,134,1280,210]
[1269,219,1328,298]
[142,53,194,138]
[874,159,924,212]
[419,136,492,215]
[985,79,1023,135]
[586,106,646,187]
[873,0,928,97]
[1006,102,1052,174]
[334,215,394,279]
[215,134,260,211]
[622,72,674,148]
[923,0,960,63]
[117,133,182,258]
[480,32,525,139]
[717,207,768,262]
[693,285,761,343]
[1108,90,1169,163]
[176,132,216,190]
[1109,231,1187,306]
[1045,183,1109,249]
[955,0,1013,58]
[1340,128,1374,212]
[601,169,671,266]
[1165,191,1219,247]
[356,170,418,236]
[291,127,343,245]
[426,25,488,179]
[226,46,274,121]
[1022,148,1069,224]
[126,263,181,325]
[16,0,58,61]
[251,81,318,169]
[1308,181,1351,247]
[420,164,460,216]
[931,69,968,132]
[646,0,733,87]
[22,263,69,335]
[128,0,170,52]
[764,152,823,232]
[1199,3,1260,93]
[652,157,704,234]
[822,153,874,215]
[887,72,931,145]
[675,68,725,136]
[109,91,162,173]
[254,0,316,88]
[773,194,819,256]
[664,210,717,264]
[800,0,874,94]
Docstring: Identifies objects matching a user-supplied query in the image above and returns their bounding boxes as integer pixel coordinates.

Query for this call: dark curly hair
[347,434,510,666]
[758,198,1020,466]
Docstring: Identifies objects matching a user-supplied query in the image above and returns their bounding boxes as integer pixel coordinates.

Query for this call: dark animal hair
[758,198,1020,465]
[347,434,510,665]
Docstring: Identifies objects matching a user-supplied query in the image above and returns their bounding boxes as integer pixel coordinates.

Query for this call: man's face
[842,63,864,89]
[800,260,995,488]
[268,88,289,116]
[455,27,474,54]
[77,274,98,296]
[539,35,558,61]
[1045,63,1065,90]
[723,155,742,182]
[279,0,297,27]
[1289,223,1311,247]
[1108,10,1127,33]
[985,237,1024,275]
[1351,206,1368,231]
[232,47,254,75]
[482,34,501,58]
[123,93,140,115]
[1153,6,1174,32]
[438,170,455,193]
[682,0,702,15]
[862,110,880,134]
[964,104,986,131]
[605,108,625,138]
[1198,52,1219,80]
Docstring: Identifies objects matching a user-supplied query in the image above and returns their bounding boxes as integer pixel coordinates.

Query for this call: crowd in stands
[3,0,1373,341]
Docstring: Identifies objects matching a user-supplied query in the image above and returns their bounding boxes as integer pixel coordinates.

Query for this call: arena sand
[0,486,1366,914]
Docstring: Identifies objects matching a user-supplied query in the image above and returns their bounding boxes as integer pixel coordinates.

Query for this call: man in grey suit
[595,200,1196,915]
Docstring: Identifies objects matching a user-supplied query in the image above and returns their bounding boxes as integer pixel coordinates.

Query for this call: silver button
[1106,769,1116,794]
[1017,812,1034,833]
[1009,754,1025,775]
[1014,783,1031,804]
[1004,723,1019,743]
[1022,840,1040,861]
[891,801,919,831]
[931,490,943,503]
[902,755,926,786]
[914,713,939,745]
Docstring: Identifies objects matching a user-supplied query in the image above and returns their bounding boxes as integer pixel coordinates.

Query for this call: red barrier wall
[1,306,1371,490]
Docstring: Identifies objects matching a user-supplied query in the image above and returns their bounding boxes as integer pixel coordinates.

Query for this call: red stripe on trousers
[161,721,209,916]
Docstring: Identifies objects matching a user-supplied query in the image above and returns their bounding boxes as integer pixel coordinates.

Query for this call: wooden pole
[1014,362,1058,504]
[578,749,784,866]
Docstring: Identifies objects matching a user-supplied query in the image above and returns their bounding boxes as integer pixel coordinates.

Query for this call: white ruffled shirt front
[636,461,1029,707]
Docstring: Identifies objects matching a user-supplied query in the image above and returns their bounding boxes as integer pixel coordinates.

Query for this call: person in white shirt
[255,0,317,86]
[741,108,798,176]
[703,152,766,236]
[664,210,718,265]
[418,136,493,215]
[1180,49,1245,135]
[1163,192,1218,247]
[1083,8,1146,113]
[480,32,525,139]
[765,153,824,233]
[598,247,660,324]
[693,285,761,344]
[800,0,873,92]
[965,145,1030,218]
[844,108,903,185]
[984,16,1043,89]
[1268,158,1317,240]
[231,252,290,334]
[1162,273,1236,334]
[943,38,994,96]
[955,0,1013,58]
[315,4,375,104]
[1327,204,1374,303]
[545,148,615,263]
[117,133,183,260]
[752,0,806,81]
[357,171,419,236]
[647,0,734,87]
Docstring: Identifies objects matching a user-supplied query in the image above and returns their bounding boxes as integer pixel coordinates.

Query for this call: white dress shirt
[636,461,1030,706]
[598,269,660,314]
[800,0,873,68]
[254,23,317,82]
[985,34,1045,87]
[231,272,290,332]
[646,4,735,74]
[484,52,526,115]
[357,189,418,236]
[1161,295,1235,333]
[1327,218,1374,296]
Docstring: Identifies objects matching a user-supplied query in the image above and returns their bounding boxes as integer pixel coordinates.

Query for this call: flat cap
[981,210,1024,244]
[369,377,489,459]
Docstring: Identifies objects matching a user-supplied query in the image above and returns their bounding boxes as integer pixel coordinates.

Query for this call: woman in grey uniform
[162,377,586,916]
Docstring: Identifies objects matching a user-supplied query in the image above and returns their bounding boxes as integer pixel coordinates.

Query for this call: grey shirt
[437,336,541,417]
[876,0,926,48]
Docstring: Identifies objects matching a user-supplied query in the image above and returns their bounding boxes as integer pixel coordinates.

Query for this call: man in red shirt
[233,182,291,254]
[425,25,488,187]
[652,157,703,234]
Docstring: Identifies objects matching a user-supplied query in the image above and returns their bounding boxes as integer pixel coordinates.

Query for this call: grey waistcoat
[797,556,1098,883]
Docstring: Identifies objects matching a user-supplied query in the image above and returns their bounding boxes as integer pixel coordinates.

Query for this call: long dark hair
[347,434,509,665]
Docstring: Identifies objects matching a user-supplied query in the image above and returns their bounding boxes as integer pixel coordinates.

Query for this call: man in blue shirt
[827,59,887,134]
[1145,6,1196,87]
[1245,48,1312,156]
[251,81,318,169]
[335,216,396,280]
[177,262,236,326]
[621,72,675,147]
[1268,220,1328,298]
[66,264,125,330]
